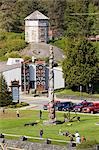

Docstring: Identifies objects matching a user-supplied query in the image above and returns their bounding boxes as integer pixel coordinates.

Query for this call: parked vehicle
[43,100,60,110]
[62,102,76,111]
[73,100,91,112]
[82,102,99,114]
[55,101,73,111]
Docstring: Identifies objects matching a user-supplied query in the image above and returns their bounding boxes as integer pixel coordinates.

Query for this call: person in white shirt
[75,131,80,138]
[76,136,81,144]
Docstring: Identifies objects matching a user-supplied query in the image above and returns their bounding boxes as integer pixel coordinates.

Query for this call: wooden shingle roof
[25,10,49,20]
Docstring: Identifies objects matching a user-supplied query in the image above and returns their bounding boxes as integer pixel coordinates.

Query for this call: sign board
[35,60,46,91]
[12,87,19,103]
[10,80,20,103]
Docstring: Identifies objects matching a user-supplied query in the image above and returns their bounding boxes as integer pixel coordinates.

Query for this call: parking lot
[20,94,99,115]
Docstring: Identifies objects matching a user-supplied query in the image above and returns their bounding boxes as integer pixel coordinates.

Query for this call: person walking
[40,110,42,119]
[16,109,20,117]
[2,107,5,114]
[40,129,43,138]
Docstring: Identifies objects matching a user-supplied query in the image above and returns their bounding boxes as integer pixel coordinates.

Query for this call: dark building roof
[25,10,49,20]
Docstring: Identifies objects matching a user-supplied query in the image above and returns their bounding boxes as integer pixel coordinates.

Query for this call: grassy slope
[55,89,99,99]
[0,109,99,143]
[0,31,26,61]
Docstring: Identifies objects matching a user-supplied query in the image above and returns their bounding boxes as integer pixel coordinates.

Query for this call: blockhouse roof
[25,10,49,20]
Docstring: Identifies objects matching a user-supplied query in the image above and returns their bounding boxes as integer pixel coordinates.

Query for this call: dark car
[55,101,73,111]
[73,100,91,112]
[62,102,76,111]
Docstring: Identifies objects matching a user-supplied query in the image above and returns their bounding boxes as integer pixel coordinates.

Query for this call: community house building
[0,58,65,93]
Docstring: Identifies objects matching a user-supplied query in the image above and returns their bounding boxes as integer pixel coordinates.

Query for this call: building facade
[25,10,49,43]
[0,59,65,93]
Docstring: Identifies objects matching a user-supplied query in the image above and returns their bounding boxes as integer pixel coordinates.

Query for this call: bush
[0,99,12,107]
[5,52,21,58]
[8,102,29,108]
[0,31,26,61]
[20,102,29,107]
[23,55,31,61]
[8,104,16,108]
[5,39,26,52]
[0,34,6,41]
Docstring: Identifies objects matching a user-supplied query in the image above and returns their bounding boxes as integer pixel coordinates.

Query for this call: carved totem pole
[48,46,56,121]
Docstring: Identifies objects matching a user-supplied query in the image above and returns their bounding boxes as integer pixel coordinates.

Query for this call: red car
[73,100,91,112]
[82,102,99,114]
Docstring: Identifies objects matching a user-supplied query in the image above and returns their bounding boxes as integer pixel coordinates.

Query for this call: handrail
[3,133,71,143]
[7,147,24,150]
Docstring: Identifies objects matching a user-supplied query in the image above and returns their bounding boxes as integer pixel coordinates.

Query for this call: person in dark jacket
[40,129,43,138]
[40,110,42,119]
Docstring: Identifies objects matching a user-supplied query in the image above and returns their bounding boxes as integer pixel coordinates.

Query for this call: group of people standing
[70,131,86,147]
[59,129,86,146]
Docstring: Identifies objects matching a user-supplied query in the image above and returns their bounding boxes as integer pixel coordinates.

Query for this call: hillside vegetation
[0,32,26,61]
[0,0,99,36]
[0,0,99,93]
[52,37,99,58]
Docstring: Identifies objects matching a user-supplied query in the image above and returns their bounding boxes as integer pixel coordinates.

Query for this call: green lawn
[0,109,99,144]
[55,89,99,99]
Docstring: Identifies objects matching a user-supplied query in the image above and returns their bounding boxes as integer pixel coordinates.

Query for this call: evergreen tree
[62,38,99,91]
[48,0,66,37]
[0,0,17,31]
[64,0,99,37]
[87,2,99,35]
[0,74,12,106]
[0,0,46,32]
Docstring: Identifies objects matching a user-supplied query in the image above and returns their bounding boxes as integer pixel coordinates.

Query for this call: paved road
[20,94,50,110]
[20,93,83,110]
[19,94,99,116]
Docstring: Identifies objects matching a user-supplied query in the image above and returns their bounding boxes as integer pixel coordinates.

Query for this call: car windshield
[77,103,83,106]
[57,102,70,107]
[87,103,94,106]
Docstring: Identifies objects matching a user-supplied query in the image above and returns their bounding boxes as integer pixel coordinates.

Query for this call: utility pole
[48,46,55,121]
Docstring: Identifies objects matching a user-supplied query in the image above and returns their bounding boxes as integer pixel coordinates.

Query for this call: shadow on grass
[54,120,65,124]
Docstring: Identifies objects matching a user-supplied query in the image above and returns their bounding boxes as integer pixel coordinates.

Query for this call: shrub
[20,102,29,107]
[0,31,26,61]
[5,52,21,58]
[8,105,16,108]
[23,55,31,61]
[8,102,29,108]
[0,34,6,41]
